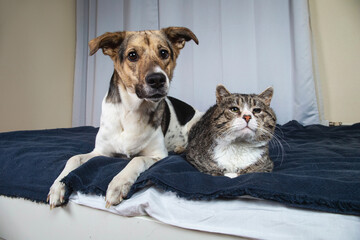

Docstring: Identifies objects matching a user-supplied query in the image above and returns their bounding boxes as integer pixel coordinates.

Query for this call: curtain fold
[72,0,89,127]
[73,0,323,127]
[290,0,321,125]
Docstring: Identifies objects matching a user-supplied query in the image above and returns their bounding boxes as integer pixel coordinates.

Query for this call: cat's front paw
[47,181,66,209]
[224,173,238,178]
[105,175,134,208]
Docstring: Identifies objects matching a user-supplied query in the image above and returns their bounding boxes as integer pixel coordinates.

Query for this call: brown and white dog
[47,27,202,208]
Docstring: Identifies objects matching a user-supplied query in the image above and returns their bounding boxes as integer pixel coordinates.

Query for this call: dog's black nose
[145,73,166,89]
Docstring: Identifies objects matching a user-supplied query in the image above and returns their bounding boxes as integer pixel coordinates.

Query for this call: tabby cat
[186,85,276,178]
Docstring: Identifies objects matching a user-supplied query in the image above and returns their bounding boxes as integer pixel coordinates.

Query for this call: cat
[186,85,276,178]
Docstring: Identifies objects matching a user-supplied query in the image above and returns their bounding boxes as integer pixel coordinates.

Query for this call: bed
[1,121,360,239]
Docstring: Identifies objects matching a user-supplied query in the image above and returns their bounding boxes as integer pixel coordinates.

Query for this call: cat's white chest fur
[213,142,264,178]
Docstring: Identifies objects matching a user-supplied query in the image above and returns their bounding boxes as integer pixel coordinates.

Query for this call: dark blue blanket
[0,121,359,216]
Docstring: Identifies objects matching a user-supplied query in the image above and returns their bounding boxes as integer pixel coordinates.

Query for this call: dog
[47,27,201,209]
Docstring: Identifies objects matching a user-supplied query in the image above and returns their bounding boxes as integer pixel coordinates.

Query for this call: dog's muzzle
[136,73,168,102]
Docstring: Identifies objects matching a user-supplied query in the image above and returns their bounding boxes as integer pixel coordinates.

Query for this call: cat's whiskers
[256,126,287,166]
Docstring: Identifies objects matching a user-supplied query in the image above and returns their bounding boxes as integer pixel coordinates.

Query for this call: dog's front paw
[47,181,66,209]
[105,176,134,208]
[174,145,186,154]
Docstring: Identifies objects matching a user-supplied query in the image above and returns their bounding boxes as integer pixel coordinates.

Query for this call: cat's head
[215,85,276,144]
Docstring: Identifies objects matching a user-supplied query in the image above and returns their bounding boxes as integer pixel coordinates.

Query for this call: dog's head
[89,27,198,102]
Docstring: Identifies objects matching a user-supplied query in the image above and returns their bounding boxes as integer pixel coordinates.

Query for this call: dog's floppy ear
[88,32,126,57]
[162,27,199,51]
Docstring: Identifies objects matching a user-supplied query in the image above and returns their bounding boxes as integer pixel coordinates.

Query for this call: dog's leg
[105,155,161,207]
[47,151,100,209]
[105,129,167,207]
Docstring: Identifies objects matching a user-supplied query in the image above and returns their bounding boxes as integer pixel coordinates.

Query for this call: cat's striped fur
[186,85,276,178]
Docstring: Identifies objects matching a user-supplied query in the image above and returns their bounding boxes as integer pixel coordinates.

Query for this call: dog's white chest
[213,143,263,173]
[95,97,162,157]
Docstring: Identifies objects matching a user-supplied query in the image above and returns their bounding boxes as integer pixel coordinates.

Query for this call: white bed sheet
[70,187,360,240]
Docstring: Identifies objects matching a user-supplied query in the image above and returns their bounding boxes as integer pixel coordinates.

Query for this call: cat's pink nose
[243,115,251,123]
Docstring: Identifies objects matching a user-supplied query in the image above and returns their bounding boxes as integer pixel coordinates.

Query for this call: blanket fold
[1,121,360,216]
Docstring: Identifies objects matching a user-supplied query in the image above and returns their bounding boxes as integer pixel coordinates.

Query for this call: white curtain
[73,0,323,127]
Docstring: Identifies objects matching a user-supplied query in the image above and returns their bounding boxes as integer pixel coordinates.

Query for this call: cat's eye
[253,108,262,114]
[128,51,139,62]
[230,107,240,113]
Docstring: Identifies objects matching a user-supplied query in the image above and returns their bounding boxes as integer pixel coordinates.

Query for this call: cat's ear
[216,85,231,104]
[259,87,274,106]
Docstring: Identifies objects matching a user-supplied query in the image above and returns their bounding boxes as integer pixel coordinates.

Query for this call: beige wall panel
[0,0,75,131]
[310,0,360,124]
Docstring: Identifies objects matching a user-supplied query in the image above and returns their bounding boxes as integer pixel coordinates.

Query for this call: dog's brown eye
[128,51,139,62]
[253,108,261,114]
[159,49,169,59]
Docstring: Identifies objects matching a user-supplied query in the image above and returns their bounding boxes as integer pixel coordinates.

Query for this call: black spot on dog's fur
[161,101,171,135]
[168,97,196,126]
[106,71,121,103]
